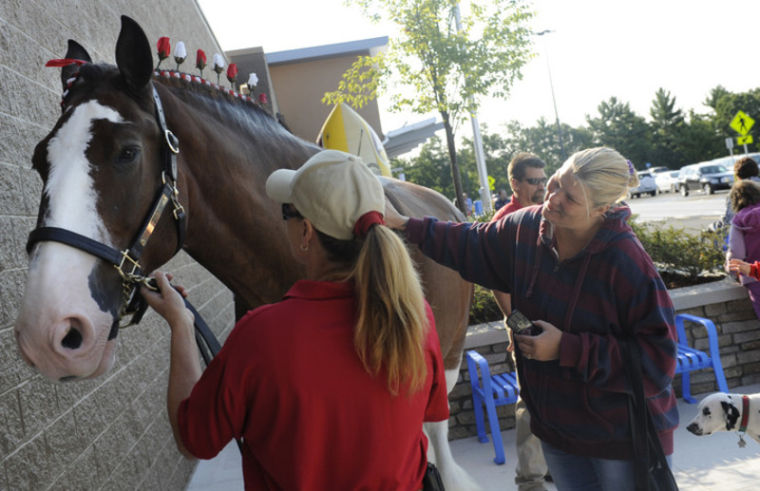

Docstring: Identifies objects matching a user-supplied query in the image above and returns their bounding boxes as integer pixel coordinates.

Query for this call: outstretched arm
[141,271,198,458]
[729,258,760,280]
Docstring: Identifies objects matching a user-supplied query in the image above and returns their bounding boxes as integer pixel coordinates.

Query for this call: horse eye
[116,146,140,164]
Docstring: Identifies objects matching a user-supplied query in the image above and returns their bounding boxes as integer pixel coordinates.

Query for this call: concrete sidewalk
[187,384,760,490]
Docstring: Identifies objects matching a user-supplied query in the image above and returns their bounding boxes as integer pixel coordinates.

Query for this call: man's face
[511,166,547,205]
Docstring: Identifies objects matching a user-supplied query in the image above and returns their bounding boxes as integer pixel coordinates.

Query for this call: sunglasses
[523,177,547,186]
[281,203,303,221]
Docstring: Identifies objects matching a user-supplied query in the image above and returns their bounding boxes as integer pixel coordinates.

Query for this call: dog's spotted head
[686,392,741,436]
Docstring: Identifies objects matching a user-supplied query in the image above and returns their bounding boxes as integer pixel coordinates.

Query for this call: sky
[196,0,760,137]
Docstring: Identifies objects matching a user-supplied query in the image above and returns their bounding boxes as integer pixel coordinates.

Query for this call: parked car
[655,170,680,193]
[629,170,657,198]
[677,162,734,196]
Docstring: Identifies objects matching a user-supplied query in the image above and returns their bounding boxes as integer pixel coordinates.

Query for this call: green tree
[326,0,534,214]
[713,89,760,153]
[703,85,730,113]
[586,97,651,166]
[393,136,455,196]
[679,110,724,164]
[459,126,514,195]
[498,119,592,176]
[649,88,686,168]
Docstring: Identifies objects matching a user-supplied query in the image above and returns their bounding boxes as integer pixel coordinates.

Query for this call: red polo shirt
[492,195,523,221]
[177,280,449,490]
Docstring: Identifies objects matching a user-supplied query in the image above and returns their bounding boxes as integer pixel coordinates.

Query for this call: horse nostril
[61,327,83,349]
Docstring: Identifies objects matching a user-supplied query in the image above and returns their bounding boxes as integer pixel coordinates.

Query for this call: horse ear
[115,15,153,93]
[61,40,91,90]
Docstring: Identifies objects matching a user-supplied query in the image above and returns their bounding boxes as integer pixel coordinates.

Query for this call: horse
[14,16,477,490]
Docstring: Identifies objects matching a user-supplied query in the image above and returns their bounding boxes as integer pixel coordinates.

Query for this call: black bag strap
[621,339,678,491]
[422,462,445,491]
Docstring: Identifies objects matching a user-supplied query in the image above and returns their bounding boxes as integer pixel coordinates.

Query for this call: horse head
[15,16,182,381]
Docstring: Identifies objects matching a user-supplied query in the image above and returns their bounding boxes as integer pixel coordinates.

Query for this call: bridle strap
[27,227,121,264]
[151,84,186,252]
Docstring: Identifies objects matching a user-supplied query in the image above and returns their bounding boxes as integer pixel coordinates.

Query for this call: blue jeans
[541,441,672,491]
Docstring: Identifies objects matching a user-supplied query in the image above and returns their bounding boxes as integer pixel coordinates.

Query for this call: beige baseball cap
[265,149,385,240]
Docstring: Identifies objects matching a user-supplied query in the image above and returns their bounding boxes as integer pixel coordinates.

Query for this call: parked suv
[629,170,657,198]
[677,162,734,196]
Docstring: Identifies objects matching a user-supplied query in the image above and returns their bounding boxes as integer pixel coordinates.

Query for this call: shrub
[629,218,726,280]
[469,285,504,325]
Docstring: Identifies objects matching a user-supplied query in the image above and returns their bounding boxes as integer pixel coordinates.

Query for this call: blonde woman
[142,150,448,490]
[387,147,678,491]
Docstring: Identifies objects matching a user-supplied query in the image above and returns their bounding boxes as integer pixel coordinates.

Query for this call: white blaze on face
[45,100,123,236]
[16,100,124,380]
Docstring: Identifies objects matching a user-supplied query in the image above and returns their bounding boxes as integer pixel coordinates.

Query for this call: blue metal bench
[465,313,729,465]
[674,313,728,403]
[465,350,519,465]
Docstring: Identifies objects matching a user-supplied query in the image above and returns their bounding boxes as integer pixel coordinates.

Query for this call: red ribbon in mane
[353,211,384,238]
[45,59,89,68]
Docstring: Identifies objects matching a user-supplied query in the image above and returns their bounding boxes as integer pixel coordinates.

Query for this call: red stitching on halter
[739,395,750,433]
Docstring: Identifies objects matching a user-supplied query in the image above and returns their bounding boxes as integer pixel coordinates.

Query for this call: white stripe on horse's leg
[422,362,482,491]
[445,365,461,394]
[424,420,482,491]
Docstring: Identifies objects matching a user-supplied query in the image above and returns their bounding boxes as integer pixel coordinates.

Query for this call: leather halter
[26,85,186,335]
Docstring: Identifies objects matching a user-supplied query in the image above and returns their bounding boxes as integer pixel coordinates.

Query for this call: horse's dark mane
[153,70,317,154]
[74,63,299,142]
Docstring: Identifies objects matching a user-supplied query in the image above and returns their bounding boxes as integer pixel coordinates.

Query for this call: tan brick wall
[0,2,234,489]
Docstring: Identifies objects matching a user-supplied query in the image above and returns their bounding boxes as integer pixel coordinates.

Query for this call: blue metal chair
[674,313,729,403]
[465,350,519,465]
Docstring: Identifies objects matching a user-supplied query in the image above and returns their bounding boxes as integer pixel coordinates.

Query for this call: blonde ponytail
[352,225,429,396]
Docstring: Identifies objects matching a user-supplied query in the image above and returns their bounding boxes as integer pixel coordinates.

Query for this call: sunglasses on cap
[523,177,547,186]
[281,203,303,220]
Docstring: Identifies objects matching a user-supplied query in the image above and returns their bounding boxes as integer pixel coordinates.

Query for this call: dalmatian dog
[686,392,760,445]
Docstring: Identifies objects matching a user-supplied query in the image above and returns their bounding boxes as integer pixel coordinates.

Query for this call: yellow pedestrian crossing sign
[739,135,754,145]
[731,110,754,135]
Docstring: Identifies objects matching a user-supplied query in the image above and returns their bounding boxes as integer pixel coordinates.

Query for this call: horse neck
[158,82,317,309]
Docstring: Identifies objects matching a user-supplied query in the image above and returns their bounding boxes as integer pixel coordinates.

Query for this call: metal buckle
[115,250,141,281]
[165,129,179,154]
[162,171,185,220]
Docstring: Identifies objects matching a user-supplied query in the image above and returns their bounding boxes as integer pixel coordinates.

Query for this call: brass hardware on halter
[114,249,158,327]
[161,171,185,221]
[171,185,185,220]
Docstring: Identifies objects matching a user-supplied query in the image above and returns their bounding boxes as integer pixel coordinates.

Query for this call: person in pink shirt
[725,179,760,320]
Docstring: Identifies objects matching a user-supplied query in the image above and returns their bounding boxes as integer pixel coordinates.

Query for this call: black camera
[506,309,541,336]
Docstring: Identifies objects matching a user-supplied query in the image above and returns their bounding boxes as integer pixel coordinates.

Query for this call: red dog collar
[739,395,750,433]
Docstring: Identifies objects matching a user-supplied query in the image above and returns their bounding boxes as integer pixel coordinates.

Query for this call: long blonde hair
[318,225,429,395]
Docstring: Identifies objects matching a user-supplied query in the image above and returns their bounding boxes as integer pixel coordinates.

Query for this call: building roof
[383,118,444,158]
[266,36,388,65]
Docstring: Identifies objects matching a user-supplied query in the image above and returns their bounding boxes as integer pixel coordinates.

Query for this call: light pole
[536,29,565,161]
[454,4,492,213]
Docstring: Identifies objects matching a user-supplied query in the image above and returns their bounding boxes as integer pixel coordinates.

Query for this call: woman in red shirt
[142,150,449,490]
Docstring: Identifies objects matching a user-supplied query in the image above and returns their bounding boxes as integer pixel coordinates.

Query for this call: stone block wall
[447,279,760,440]
[0,2,233,490]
